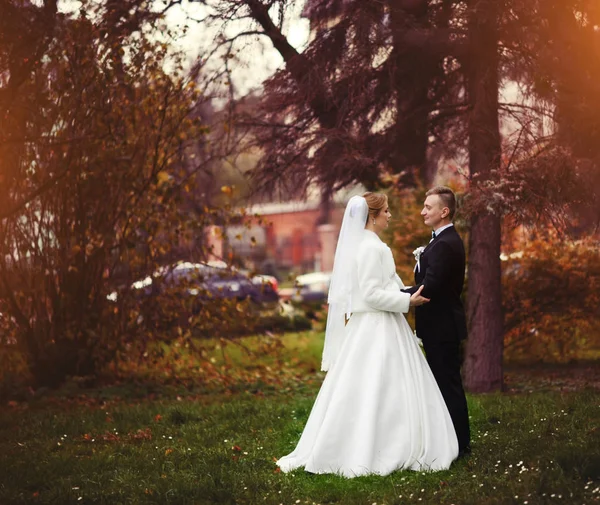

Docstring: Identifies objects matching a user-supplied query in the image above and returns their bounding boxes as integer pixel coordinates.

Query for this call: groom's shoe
[458,445,471,459]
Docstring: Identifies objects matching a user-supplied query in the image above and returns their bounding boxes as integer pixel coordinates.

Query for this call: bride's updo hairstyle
[363,192,388,225]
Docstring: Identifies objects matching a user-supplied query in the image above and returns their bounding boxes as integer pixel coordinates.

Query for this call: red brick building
[205,188,366,276]
[247,200,345,273]
[206,195,364,276]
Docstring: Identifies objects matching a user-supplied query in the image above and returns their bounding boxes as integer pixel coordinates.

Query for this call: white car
[292,271,332,302]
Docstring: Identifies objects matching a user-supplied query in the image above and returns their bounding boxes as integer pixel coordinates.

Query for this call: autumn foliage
[502,233,600,363]
[0,6,233,388]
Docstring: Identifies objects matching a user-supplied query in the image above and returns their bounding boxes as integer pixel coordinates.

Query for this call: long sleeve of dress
[394,273,406,289]
[356,245,410,313]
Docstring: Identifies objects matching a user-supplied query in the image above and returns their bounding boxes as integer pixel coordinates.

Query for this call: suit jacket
[404,226,467,343]
[350,230,410,314]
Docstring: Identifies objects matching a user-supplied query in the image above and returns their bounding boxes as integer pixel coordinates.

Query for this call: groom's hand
[409,285,430,307]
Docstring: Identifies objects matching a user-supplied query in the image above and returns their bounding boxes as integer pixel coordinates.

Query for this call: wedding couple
[277,186,470,477]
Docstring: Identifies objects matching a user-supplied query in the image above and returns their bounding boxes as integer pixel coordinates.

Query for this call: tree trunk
[393,74,430,186]
[389,0,433,187]
[464,0,504,392]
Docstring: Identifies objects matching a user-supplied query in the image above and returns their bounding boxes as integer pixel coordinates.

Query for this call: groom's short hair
[426,186,456,220]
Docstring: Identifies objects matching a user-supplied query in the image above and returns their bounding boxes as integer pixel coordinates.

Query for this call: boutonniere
[413,246,426,272]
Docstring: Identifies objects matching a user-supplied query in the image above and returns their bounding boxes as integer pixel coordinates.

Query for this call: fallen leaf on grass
[79,431,119,443]
[131,428,152,441]
[80,428,152,443]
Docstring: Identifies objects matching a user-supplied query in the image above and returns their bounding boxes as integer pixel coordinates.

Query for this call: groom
[403,186,471,456]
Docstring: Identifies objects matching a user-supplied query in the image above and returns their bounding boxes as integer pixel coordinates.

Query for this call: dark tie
[431,230,436,239]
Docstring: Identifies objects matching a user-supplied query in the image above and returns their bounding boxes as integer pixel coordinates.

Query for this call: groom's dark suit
[404,225,470,453]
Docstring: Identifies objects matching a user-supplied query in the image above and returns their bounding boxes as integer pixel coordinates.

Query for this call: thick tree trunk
[389,0,432,187]
[464,0,504,392]
[393,82,430,186]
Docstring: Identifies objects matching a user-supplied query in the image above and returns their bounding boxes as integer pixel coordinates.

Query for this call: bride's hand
[409,285,430,307]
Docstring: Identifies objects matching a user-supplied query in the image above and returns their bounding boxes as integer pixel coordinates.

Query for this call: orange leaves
[131,428,152,441]
[96,431,120,442]
[156,171,170,186]
[154,414,162,422]
[231,444,243,462]
[502,234,600,363]
[0,0,229,390]
[80,427,152,444]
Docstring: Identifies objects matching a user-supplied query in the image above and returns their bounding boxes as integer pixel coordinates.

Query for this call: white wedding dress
[277,229,458,477]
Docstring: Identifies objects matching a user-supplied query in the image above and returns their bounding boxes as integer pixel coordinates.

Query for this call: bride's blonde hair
[363,192,388,224]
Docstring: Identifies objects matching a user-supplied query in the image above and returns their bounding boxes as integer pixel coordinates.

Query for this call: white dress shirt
[433,223,454,238]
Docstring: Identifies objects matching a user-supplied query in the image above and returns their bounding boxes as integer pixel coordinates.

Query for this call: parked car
[205,261,279,299]
[108,261,279,330]
[246,272,279,295]
[291,271,332,303]
[108,261,279,305]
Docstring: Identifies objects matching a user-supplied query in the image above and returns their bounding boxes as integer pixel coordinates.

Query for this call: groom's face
[421,195,447,229]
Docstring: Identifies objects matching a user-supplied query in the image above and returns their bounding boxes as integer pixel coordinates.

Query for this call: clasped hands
[408,285,429,307]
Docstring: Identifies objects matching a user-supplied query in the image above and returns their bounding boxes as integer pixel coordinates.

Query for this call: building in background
[207,187,365,278]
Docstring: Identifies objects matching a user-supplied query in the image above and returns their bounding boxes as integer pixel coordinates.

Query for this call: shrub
[0,11,220,388]
[502,235,600,363]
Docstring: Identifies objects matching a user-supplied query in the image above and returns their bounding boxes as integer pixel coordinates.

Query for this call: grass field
[0,330,598,505]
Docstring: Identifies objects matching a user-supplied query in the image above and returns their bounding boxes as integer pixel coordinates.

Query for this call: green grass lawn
[0,331,598,505]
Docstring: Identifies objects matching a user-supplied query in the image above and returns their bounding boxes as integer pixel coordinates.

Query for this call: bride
[277,192,459,477]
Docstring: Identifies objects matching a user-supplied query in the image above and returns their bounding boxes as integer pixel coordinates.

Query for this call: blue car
[133,262,279,305]
[111,262,279,330]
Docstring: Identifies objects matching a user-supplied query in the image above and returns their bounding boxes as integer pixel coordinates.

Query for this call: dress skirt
[277,311,459,477]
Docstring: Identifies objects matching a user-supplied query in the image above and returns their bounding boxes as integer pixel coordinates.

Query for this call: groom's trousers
[423,339,471,453]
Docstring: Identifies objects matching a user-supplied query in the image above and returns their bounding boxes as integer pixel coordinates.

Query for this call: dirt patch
[504,362,600,393]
